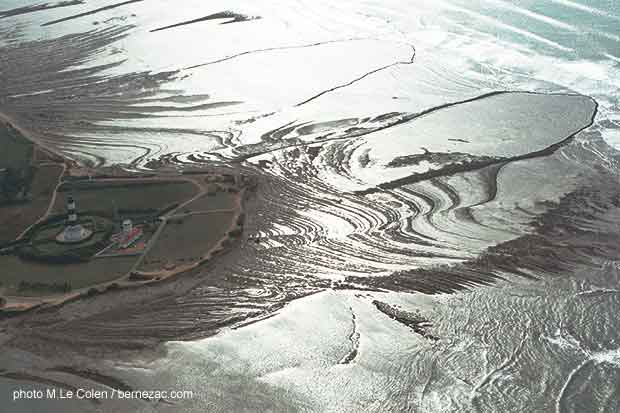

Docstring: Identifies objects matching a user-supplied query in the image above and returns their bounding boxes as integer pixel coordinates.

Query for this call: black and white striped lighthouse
[67,195,78,225]
[56,194,92,244]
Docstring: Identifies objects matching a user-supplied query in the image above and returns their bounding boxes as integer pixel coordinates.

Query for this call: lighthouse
[67,196,78,225]
[56,195,93,244]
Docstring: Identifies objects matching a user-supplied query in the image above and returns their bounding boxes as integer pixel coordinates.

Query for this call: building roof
[119,227,142,247]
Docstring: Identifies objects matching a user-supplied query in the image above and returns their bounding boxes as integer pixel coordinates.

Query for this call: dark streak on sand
[41,0,144,26]
[151,11,260,33]
[356,134,575,195]
[295,45,417,107]
[183,38,367,71]
[0,1,84,19]
[373,300,439,340]
[339,307,360,364]
[386,151,501,169]
[0,26,220,166]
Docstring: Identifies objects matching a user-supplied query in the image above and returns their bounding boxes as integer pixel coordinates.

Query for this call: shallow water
[1,0,620,412]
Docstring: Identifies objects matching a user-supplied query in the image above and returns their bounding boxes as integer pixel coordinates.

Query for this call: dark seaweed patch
[386,150,500,168]
[373,300,439,340]
[42,0,144,26]
[0,1,84,19]
[151,11,260,33]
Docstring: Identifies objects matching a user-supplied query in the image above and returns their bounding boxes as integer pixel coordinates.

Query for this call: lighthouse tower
[56,195,93,244]
[67,196,78,225]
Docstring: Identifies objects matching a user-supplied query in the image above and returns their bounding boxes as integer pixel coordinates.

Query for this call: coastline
[0,114,251,316]
[0,111,73,166]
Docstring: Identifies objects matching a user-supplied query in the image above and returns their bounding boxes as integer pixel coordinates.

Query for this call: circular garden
[18,214,115,264]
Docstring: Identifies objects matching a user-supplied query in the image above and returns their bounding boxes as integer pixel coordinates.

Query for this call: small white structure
[56,196,93,244]
[122,219,133,233]
[113,219,143,249]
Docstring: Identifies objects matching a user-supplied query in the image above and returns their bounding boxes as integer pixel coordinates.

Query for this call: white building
[112,219,143,249]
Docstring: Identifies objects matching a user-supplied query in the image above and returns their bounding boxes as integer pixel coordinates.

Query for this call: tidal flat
[1,1,620,412]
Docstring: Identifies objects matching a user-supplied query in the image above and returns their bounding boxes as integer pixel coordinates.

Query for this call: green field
[140,211,235,271]
[52,181,198,216]
[0,122,33,169]
[0,122,35,207]
[0,123,63,244]
[0,255,136,296]
[182,191,237,212]
[0,163,63,244]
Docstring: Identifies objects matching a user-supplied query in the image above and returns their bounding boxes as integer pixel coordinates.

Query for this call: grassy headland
[0,119,250,312]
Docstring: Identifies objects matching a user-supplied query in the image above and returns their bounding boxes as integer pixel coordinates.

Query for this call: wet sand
[1,2,620,410]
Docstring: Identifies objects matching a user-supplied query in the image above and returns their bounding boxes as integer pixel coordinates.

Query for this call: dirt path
[128,177,211,273]
[17,163,67,240]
